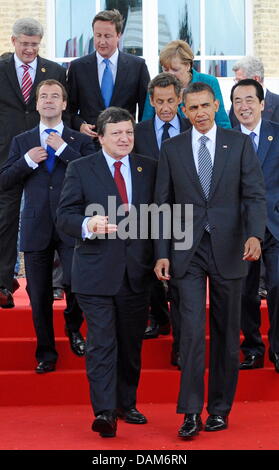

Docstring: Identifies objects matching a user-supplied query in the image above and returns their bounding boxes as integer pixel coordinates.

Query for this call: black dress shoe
[269,351,279,373]
[35,361,56,374]
[205,414,228,432]
[53,288,64,300]
[0,288,14,308]
[65,328,85,356]
[178,413,203,438]
[171,350,181,370]
[117,407,147,424]
[239,354,264,370]
[12,278,20,293]
[92,412,117,437]
[144,322,170,339]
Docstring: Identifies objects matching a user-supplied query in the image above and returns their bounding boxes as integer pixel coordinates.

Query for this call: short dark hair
[97,107,135,136]
[36,79,67,102]
[230,78,264,103]
[183,82,216,103]
[92,9,123,35]
[148,72,182,98]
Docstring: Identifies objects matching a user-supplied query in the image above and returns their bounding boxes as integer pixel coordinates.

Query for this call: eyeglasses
[16,40,40,49]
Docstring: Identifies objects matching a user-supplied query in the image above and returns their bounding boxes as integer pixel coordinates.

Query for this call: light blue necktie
[198,135,212,232]
[101,59,114,108]
[249,131,258,153]
[45,129,58,173]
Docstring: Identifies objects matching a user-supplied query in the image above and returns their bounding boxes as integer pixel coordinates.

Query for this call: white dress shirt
[191,123,217,174]
[154,114,181,149]
[14,53,37,87]
[25,121,67,169]
[96,49,119,87]
[240,119,262,149]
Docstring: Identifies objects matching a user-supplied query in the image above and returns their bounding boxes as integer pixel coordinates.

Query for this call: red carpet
[1,279,279,450]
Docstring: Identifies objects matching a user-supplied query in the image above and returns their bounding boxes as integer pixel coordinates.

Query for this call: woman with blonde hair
[142,39,230,128]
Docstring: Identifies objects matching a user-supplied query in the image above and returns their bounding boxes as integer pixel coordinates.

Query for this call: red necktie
[114,161,128,207]
[21,64,32,103]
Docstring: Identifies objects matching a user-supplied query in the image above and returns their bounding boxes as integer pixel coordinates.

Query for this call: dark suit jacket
[0,125,96,251]
[57,150,157,296]
[235,119,279,241]
[0,54,67,166]
[67,51,150,130]
[229,88,279,127]
[155,127,266,280]
[134,115,191,160]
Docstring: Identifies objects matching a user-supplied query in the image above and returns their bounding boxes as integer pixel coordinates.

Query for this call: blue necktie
[249,131,258,153]
[45,129,58,173]
[198,135,212,232]
[101,59,114,108]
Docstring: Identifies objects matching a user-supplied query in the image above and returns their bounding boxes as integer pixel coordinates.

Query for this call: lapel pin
[41,67,46,73]
[222,145,228,149]
[268,136,273,141]
[70,136,75,140]
[137,167,143,172]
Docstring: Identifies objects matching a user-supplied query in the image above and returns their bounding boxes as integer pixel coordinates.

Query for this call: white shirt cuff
[55,143,67,156]
[82,217,94,240]
[24,153,38,169]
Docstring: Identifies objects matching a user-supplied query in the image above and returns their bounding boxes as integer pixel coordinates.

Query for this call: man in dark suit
[229,56,279,127]
[0,80,96,373]
[67,8,150,142]
[231,79,279,373]
[154,82,266,439]
[57,107,157,438]
[0,18,68,308]
[134,72,190,366]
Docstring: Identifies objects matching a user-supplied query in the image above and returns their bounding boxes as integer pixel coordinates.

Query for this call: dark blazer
[0,54,67,166]
[134,115,191,160]
[155,126,266,280]
[235,119,279,241]
[57,150,157,296]
[0,125,96,251]
[229,88,279,127]
[67,51,150,130]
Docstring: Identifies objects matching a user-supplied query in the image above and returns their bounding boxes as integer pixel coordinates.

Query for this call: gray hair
[232,56,264,83]
[12,18,44,38]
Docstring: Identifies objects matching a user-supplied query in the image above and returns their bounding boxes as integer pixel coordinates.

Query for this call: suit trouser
[176,232,242,416]
[241,229,279,356]
[149,273,169,325]
[0,185,22,291]
[24,236,83,363]
[76,274,149,416]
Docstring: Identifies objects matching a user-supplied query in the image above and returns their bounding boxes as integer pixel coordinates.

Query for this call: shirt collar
[40,121,64,136]
[240,119,262,137]
[102,149,130,169]
[14,53,37,71]
[96,49,119,66]
[155,114,180,131]
[192,122,217,144]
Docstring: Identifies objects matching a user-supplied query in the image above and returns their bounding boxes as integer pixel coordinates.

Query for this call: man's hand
[80,123,98,139]
[154,258,171,281]
[28,146,48,163]
[87,215,117,234]
[46,132,65,151]
[243,236,261,261]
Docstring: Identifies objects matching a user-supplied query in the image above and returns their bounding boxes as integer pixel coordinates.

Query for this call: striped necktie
[21,64,32,103]
[198,135,212,232]
[249,131,258,153]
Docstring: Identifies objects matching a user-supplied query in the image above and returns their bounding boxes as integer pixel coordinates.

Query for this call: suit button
[25,111,29,114]
[49,186,53,190]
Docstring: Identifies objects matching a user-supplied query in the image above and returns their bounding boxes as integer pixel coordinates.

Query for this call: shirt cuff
[24,153,38,169]
[55,142,68,156]
[82,217,94,240]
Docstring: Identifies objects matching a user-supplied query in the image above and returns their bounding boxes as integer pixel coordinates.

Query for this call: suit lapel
[208,127,231,200]
[89,150,121,202]
[4,55,25,105]
[179,130,205,199]
[111,52,126,105]
[257,120,274,166]
[129,154,143,207]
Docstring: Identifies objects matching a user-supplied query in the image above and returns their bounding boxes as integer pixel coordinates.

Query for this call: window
[51,0,252,77]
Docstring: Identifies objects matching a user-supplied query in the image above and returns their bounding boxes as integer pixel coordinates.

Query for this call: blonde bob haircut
[159,39,194,69]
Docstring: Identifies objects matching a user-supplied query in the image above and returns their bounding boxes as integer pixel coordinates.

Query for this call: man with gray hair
[0,18,67,308]
[229,56,279,126]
